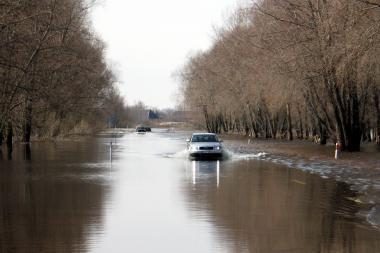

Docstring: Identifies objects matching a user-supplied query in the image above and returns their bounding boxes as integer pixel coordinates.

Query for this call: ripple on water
[367,205,380,228]
[214,145,380,227]
[164,145,380,228]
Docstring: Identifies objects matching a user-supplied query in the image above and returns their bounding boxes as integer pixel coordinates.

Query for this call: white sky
[91,0,240,109]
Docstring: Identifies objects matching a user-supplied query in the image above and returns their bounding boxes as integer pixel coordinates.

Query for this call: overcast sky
[91,0,240,109]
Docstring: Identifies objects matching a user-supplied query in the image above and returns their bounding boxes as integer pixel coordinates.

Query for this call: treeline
[179,0,380,151]
[0,0,124,148]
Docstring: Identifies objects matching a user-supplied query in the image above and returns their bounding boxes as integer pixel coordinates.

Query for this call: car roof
[192,133,216,136]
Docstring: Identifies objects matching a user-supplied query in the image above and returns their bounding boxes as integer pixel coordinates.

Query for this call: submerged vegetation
[0,0,128,147]
[179,0,380,151]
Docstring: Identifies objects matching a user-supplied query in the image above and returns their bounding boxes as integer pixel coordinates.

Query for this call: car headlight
[215,146,222,150]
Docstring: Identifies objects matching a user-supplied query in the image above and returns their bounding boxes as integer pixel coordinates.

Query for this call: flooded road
[1,130,380,252]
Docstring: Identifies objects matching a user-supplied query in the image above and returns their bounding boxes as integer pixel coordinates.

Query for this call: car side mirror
[219,139,223,142]
[186,138,190,142]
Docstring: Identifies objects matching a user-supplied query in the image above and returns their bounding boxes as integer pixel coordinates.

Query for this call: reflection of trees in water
[183,160,380,253]
[24,144,31,161]
[0,143,108,252]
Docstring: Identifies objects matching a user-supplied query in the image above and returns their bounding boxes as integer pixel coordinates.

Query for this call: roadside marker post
[335,142,341,160]
[110,141,113,164]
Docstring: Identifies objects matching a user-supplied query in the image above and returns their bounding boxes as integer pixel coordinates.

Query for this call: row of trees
[179,0,380,151]
[0,0,124,149]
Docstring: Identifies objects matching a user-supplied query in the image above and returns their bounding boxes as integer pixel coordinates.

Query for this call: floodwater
[0,130,380,253]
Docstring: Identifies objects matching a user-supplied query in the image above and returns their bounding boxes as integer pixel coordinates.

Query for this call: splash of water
[225,150,268,160]
[162,149,189,159]
[163,148,268,161]
[367,205,380,228]
[163,145,380,228]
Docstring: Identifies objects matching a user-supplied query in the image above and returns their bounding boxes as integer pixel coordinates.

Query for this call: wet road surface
[0,130,380,252]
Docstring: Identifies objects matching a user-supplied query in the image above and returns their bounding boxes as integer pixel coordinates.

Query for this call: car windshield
[191,134,218,142]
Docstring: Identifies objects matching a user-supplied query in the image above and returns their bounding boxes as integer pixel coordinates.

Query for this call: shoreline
[221,135,380,170]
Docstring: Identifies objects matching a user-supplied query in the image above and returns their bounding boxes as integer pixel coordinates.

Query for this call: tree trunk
[203,106,211,132]
[0,127,3,146]
[270,116,278,139]
[319,123,327,145]
[377,119,380,146]
[299,117,304,139]
[286,103,293,141]
[296,106,304,139]
[23,96,33,143]
[246,104,258,138]
[374,91,380,145]
[6,121,13,152]
[346,95,361,151]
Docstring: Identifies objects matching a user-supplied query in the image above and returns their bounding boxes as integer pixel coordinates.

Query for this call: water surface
[0,131,379,252]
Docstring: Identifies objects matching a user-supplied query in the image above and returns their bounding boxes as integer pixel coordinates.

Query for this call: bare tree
[0,0,122,146]
[179,0,380,151]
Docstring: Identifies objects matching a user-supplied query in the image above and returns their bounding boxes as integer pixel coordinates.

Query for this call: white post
[335,142,341,160]
[110,141,113,163]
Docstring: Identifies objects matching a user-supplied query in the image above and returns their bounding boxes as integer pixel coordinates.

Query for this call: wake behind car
[187,133,223,159]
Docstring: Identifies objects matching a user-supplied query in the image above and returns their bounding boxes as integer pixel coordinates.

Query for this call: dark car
[135,126,147,134]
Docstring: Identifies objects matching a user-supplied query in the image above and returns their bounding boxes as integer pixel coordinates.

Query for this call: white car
[186,133,223,159]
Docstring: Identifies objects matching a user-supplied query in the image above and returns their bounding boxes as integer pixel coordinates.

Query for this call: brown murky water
[0,130,379,253]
